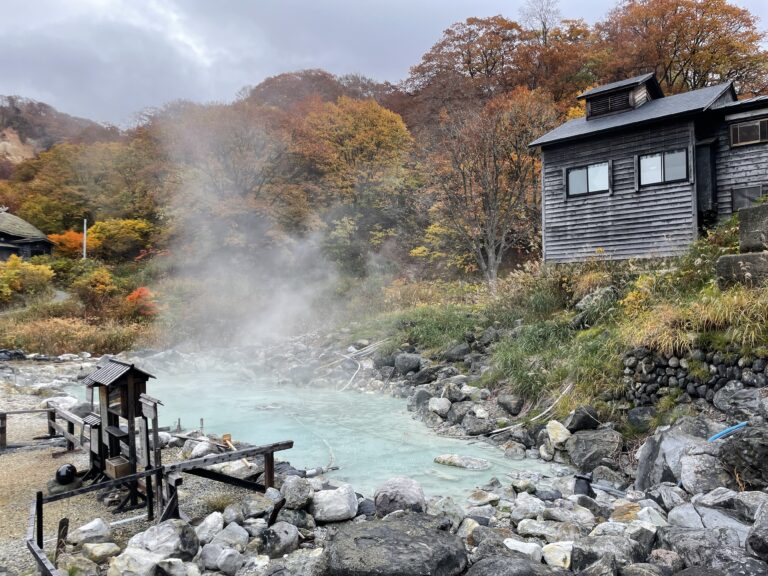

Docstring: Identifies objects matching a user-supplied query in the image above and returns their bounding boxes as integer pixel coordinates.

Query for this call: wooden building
[530,73,768,262]
[0,208,52,260]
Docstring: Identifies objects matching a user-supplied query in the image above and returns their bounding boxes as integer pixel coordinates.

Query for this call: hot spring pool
[72,370,563,499]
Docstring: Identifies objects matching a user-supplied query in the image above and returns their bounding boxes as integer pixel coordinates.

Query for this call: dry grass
[0,316,154,355]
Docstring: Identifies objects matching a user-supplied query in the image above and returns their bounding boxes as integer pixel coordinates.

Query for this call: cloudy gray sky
[1,0,766,125]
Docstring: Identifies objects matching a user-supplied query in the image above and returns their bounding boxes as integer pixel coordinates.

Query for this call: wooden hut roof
[83,358,155,387]
[0,211,49,240]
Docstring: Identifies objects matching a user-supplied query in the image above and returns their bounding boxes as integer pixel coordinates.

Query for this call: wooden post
[35,491,43,549]
[0,413,6,450]
[145,473,154,522]
[66,420,75,451]
[54,518,68,562]
[264,452,275,489]
[47,410,56,437]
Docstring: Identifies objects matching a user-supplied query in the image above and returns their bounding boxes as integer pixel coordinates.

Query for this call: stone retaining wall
[624,346,768,405]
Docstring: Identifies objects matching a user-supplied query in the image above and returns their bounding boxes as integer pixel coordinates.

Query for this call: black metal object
[55,464,77,485]
[574,473,596,498]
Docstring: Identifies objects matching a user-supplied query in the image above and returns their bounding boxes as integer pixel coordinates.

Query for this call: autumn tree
[427,88,558,286]
[520,0,562,46]
[596,0,768,95]
[89,218,153,261]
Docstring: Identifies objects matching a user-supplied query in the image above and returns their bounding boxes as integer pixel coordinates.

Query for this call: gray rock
[571,535,645,571]
[242,518,268,539]
[434,454,491,470]
[263,548,328,576]
[276,508,316,530]
[106,547,164,576]
[713,381,761,419]
[447,400,473,424]
[262,521,299,559]
[201,542,224,570]
[242,493,275,519]
[428,397,452,417]
[374,476,426,516]
[311,484,358,522]
[656,526,741,568]
[462,414,493,436]
[647,482,689,512]
[679,451,735,494]
[627,407,657,433]
[716,252,768,290]
[82,542,121,564]
[210,521,249,552]
[154,558,190,576]
[721,423,768,490]
[579,554,618,576]
[517,518,584,543]
[694,504,751,546]
[223,503,245,525]
[747,502,768,562]
[734,491,768,522]
[444,342,470,362]
[498,394,524,416]
[648,549,684,573]
[195,512,224,545]
[504,441,527,460]
[395,353,422,375]
[503,538,543,562]
[57,553,99,576]
[127,519,199,561]
[326,514,467,576]
[634,417,724,491]
[667,504,703,529]
[217,548,243,576]
[281,475,313,510]
[68,518,111,545]
[426,496,466,530]
[565,429,623,472]
[563,406,600,432]
[511,492,547,524]
[619,565,665,576]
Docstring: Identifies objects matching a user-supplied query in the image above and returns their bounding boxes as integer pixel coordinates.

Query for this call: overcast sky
[1,0,767,126]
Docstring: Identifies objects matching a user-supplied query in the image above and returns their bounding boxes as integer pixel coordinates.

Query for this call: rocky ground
[1,329,768,575]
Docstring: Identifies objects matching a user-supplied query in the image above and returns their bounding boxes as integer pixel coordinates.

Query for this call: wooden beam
[26,540,60,576]
[264,452,275,489]
[185,467,266,492]
[0,413,6,450]
[162,441,293,474]
[0,409,53,415]
[42,467,162,504]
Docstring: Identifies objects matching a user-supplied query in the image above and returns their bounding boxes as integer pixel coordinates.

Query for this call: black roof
[577,73,661,100]
[83,358,155,387]
[531,82,735,147]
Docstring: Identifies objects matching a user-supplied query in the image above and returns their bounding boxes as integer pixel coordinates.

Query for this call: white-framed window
[566,162,610,197]
[638,149,687,187]
[730,119,768,147]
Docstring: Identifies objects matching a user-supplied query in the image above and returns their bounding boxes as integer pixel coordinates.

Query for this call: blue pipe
[708,421,748,442]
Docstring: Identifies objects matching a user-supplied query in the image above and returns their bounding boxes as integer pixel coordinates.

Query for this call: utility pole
[83,219,88,259]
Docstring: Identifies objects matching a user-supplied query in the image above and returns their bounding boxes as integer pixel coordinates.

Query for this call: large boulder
[106,547,164,576]
[565,429,622,472]
[462,413,494,436]
[326,514,467,576]
[127,519,199,561]
[747,503,768,562]
[570,535,646,571]
[713,381,762,420]
[374,477,426,517]
[310,484,359,522]
[679,449,736,494]
[444,342,470,362]
[634,417,725,491]
[262,521,299,559]
[195,511,224,545]
[721,423,768,490]
[263,548,328,576]
[395,353,422,375]
[546,420,572,448]
[281,475,313,510]
[498,394,524,416]
[210,522,249,552]
[429,397,452,418]
[68,518,111,546]
[716,252,768,289]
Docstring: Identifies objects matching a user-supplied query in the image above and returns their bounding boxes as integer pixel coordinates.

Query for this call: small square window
[739,123,760,144]
[640,153,662,185]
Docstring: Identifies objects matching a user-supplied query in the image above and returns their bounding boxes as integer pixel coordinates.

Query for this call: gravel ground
[0,383,254,575]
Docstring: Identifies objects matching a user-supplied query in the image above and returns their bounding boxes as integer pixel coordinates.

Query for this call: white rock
[311,484,359,522]
[546,420,572,448]
[82,542,121,563]
[68,518,111,545]
[503,538,543,562]
[473,405,490,419]
[428,397,451,417]
[434,454,491,470]
[281,475,313,510]
[195,512,224,545]
[38,395,78,411]
[466,489,499,506]
[107,547,164,576]
[457,518,480,540]
[637,506,669,527]
[217,548,243,575]
[210,522,249,552]
[374,476,426,516]
[128,519,199,561]
[190,439,218,458]
[542,541,573,568]
[426,496,466,530]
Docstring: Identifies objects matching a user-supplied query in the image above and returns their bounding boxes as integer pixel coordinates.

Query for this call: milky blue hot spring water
[72,368,562,499]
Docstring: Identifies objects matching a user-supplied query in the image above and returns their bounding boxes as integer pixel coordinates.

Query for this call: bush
[89,218,153,262]
[72,266,119,312]
[124,286,159,319]
[47,230,101,258]
[0,255,54,304]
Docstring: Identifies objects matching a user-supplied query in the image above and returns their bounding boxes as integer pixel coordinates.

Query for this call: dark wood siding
[714,113,768,222]
[541,121,695,262]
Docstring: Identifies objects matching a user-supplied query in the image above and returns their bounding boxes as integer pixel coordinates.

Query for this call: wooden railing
[24,441,293,575]
[0,406,86,452]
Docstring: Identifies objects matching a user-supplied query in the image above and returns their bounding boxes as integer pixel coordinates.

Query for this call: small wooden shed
[83,359,155,481]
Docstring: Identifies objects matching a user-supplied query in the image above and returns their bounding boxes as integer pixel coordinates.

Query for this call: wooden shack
[83,359,156,485]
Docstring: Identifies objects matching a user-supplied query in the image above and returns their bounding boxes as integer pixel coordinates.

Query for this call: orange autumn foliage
[48,230,101,258]
[125,286,159,318]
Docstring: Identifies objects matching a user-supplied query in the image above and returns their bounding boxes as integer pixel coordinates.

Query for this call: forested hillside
[0,0,766,353]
